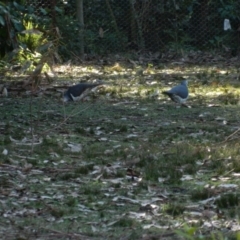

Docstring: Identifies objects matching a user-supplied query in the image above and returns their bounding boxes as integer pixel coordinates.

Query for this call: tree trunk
[76,0,84,57]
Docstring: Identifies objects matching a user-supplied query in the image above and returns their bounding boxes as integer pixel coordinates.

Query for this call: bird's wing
[168,85,188,99]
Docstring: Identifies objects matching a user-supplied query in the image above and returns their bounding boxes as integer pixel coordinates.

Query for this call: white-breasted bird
[162,80,188,105]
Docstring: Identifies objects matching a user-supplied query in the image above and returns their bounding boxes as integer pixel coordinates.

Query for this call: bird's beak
[62,96,69,102]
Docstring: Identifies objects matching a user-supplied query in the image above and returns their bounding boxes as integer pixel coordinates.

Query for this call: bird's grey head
[181,80,188,86]
[63,91,71,102]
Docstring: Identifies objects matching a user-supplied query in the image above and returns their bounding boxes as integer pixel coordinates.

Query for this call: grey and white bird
[63,83,103,102]
[162,80,188,105]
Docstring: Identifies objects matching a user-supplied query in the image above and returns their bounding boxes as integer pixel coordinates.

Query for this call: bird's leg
[182,103,191,108]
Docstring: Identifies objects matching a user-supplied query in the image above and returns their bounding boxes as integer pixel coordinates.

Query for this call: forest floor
[0,55,240,239]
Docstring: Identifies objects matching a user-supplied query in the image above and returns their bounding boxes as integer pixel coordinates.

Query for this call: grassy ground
[0,61,240,239]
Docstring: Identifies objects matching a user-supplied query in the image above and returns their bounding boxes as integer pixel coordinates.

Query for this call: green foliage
[0,2,23,56]
[56,14,127,58]
[217,92,240,105]
[164,202,185,216]
[5,47,39,71]
[218,0,239,19]
[1,0,240,59]
[65,197,78,207]
[85,30,127,54]
[175,225,197,240]
[50,207,65,218]
[82,182,102,195]
[215,193,239,208]
[56,0,129,56]
[112,217,137,227]
[74,164,94,175]
[0,1,55,79]
[18,19,44,52]
[191,188,213,201]
[176,226,240,240]
[58,173,78,181]
[56,15,82,59]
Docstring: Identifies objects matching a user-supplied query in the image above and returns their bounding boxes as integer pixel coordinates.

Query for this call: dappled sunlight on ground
[0,58,240,239]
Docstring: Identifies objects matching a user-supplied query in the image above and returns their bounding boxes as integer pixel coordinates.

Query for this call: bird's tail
[162,91,172,96]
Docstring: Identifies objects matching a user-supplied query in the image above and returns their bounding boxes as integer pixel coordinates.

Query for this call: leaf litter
[0,57,240,239]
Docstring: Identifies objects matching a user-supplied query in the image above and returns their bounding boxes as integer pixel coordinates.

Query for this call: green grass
[0,61,240,239]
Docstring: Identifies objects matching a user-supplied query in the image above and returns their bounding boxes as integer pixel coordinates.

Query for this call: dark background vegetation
[0,0,240,61]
